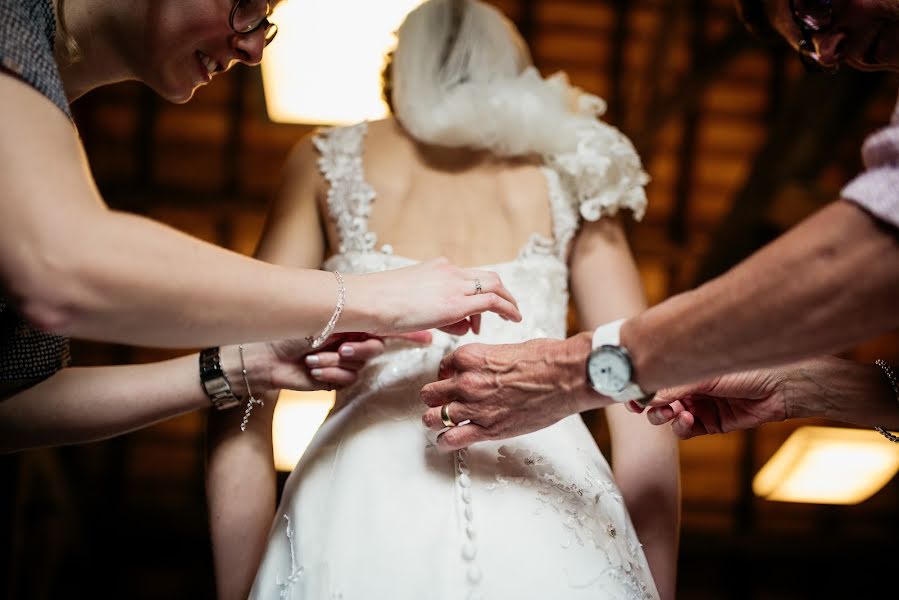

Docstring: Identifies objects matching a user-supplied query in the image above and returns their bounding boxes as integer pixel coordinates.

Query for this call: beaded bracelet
[238,344,264,432]
[306,271,346,349]
[874,359,899,444]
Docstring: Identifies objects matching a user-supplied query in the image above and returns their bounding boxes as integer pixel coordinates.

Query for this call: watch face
[587,346,632,395]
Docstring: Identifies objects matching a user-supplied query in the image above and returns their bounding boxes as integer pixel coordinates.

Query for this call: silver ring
[474,279,483,295]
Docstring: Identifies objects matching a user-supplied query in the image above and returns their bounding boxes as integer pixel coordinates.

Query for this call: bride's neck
[415,142,494,171]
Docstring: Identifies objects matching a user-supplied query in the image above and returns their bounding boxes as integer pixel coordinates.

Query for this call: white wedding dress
[249,123,659,600]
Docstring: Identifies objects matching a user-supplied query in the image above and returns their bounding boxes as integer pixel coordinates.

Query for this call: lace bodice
[315,122,579,353]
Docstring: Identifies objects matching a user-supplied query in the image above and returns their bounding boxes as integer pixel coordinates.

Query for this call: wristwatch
[199,347,242,411]
[586,319,654,404]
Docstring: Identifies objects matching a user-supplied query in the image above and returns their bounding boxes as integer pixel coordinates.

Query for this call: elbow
[12,289,76,336]
[6,241,93,335]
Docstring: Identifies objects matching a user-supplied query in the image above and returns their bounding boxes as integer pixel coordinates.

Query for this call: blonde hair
[390,0,599,157]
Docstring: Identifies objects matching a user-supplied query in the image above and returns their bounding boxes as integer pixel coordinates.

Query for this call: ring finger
[464,270,519,310]
[422,401,472,431]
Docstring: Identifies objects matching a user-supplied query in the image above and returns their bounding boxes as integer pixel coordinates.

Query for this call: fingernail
[339,345,355,357]
[311,369,323,378]
[306,355,320,366]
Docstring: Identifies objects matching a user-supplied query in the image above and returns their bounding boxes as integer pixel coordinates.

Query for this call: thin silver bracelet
[306,271,346,349]
[238,344,264,432]
[874,359,899,443]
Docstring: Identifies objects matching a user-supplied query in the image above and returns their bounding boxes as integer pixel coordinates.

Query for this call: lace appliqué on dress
[546,122,650,225]
[276,515,304,598]
[314,123,378,255]
[489,445,654,599]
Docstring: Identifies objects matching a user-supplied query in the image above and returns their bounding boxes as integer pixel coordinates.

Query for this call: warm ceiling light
[754,426,899,505]
[272,390,335,472]
[261,0,425,125]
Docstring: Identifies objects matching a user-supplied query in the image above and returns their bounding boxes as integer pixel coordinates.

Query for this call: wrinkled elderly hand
[420,332,610,451]
[640,367,790,439]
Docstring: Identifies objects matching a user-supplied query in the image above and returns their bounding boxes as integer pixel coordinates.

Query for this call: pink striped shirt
[841,92,899,229]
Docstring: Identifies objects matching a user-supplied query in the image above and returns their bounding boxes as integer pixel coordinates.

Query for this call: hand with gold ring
[421,334,612,451]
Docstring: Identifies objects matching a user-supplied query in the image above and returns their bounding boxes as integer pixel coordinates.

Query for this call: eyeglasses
[229,0,278,47]
[788,0,838,74]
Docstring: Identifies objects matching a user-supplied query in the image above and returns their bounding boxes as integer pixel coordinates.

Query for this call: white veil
[390,0,649,221]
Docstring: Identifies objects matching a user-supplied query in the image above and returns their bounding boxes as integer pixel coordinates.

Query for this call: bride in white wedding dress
[205,1,680,599]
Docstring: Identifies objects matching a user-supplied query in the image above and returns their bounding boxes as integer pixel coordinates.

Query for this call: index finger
[437,352,457,380]
[644,388,701,409]
[420,378,460,408]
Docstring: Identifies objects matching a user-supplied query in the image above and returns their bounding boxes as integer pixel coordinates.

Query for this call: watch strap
[592,318,626,349]
[199,347,242,411]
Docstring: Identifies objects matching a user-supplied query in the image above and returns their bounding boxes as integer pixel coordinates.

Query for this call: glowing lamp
[754,426,899,505]
[272,389,335,472]
[261,0,425,125]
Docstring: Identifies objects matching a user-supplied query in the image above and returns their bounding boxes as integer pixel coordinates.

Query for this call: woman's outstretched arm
[570,217,680,600]
[0,75,519,348]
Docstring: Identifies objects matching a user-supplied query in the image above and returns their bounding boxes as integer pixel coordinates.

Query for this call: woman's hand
[234,332,430,395]
[640,368,790,439]
[345,259,522,336]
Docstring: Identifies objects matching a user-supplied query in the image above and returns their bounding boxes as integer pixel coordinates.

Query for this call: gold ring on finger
[441,403,458,428]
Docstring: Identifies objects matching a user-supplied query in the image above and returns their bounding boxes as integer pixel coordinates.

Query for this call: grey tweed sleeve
[0,0,71,118]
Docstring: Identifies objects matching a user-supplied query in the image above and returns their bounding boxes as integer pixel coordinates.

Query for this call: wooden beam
[696,69,886,283]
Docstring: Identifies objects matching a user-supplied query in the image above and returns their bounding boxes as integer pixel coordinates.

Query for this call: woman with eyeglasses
[0,0,520,453]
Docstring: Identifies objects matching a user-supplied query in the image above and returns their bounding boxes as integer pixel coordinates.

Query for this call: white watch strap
[614,384,649,403]
[592,318,626,349]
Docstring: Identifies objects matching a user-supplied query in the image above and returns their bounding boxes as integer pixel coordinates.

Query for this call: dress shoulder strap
[312,122,378,254]
[540,166,580,261]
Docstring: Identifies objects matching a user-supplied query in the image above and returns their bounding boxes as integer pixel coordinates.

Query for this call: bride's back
[320,118,557,268]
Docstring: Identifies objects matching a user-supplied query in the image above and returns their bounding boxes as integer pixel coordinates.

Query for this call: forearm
[14,210,377,347]
[785,356,899,429]
[625,201,899,391]
[0,354,211,452]
[206,391,279,600]
[609,408,680,600]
